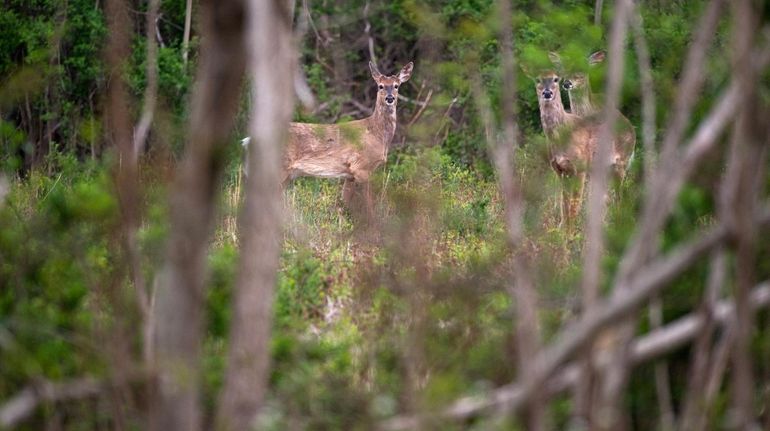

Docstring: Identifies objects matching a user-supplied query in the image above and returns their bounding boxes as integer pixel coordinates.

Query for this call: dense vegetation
[1,0,769,429]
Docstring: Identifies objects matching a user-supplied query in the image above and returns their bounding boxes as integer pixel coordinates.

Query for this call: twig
[379,209,770,430]
[678,249,726,430]
[720,1,766,425]
[629,2,656,189]
[406,88,432,127]
[582,0,633,425]
[0,369,147,428]
[655,0,724,171]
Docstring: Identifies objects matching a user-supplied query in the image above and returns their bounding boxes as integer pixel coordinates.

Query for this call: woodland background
[1,0,770,430]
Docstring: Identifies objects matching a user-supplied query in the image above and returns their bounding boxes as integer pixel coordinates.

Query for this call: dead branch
[0,378,100,428]
[721,0,766,426]
[0,369,148,428]
[629,2,656,189]
[678,249,726,430]
[656,0,723,168]
[581,0,633,426]
[379,209,770,430]
[550,282,770,396]
[133,0,160,160]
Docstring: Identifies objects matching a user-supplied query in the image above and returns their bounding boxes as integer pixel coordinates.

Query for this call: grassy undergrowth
[0,144,696,430]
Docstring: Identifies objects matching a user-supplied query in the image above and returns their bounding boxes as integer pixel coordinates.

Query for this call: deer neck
[568,87,597,117]
[368,96,398,147]
[539,95,573,138]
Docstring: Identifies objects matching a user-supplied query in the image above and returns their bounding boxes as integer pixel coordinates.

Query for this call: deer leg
[570,172,587,222]
[342,178,356,207]
[561,181,571,229]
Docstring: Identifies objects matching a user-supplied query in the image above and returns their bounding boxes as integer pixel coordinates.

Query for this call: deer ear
[369,61,382,80]
[588,50,606,65]
[398,62,413,83]
[548,51,563,70]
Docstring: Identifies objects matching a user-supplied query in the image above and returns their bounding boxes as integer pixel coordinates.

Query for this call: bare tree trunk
[721,0,765,427]
[214,0,295,429]
[150,0,247,430]
[182,0,193,65]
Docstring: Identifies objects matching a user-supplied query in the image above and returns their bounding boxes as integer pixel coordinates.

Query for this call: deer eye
[394,84,399,89]
[554,77,560,82]
[378,84,384,90]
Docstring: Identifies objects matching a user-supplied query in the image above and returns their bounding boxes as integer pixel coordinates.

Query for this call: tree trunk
[214,0,295,429]
[150,0,247,430]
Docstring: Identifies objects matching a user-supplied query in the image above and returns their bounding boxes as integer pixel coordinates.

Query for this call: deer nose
[563,80,573,90]
[542,90,553,100]
[385,95,395,104]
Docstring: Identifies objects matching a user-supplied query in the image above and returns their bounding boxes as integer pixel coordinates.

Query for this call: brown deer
[527,66,630,225]
[246,61,413,217]
[560,51,636,179]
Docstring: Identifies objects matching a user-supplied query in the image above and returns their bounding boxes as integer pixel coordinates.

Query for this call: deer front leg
[569,172,587,222]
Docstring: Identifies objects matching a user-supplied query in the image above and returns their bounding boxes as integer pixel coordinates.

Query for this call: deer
[243,61,413,219]
[526,64,631,226]
[558,50,636,180]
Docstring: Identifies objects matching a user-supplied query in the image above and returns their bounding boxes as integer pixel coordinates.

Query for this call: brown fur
[282,61,413,217]
[533,70,632,224]
[563,51,637,180]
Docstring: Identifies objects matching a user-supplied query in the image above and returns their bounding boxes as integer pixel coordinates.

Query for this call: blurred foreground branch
[215,0,295,429]
[380,207,770,430]
[151,0,247,429]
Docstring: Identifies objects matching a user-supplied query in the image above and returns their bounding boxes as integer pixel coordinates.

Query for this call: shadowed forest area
[1,0,770,430]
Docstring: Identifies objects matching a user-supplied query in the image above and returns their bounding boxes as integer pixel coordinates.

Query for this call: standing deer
[245,61,413,218]
[560,51,636,180]
[527,66,630,225]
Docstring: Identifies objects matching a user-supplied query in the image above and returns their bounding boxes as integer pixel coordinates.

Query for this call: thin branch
[0,369,148,428]
[594,0,603,26]
[582,0,633,425]
[678,249,726,431]
[0,378,101,428]
[552,282,770,395]
[132,0,159,160]
[720,0,766,425]
[629,2,656,189]
[379,209,770,430]
[181,0,192,65]
[656,0,723,168]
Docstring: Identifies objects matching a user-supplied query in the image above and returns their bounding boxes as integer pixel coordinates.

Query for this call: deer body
[283,101,396,183]
[533,70,626,224]
[563,51,636,179]
[275,61,413,218]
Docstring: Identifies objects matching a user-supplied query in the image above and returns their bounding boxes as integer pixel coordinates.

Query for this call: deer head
[562,51,605,94]
[369,61,413,111]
